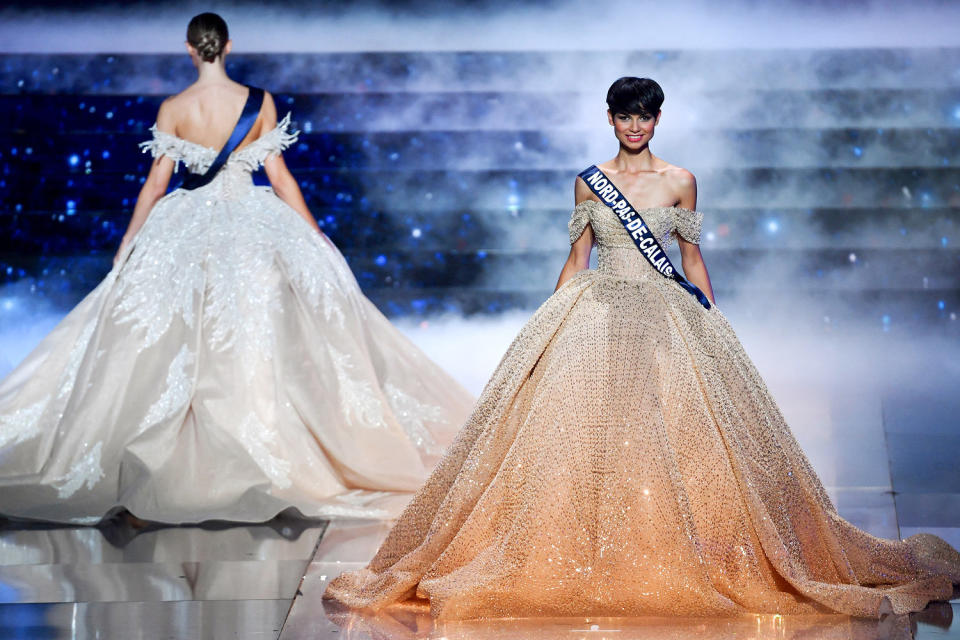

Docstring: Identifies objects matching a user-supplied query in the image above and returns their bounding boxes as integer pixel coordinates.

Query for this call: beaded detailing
[324,200,960,620]
[0,397,48,449]
[137,345,195,436]
[569,200,702,247]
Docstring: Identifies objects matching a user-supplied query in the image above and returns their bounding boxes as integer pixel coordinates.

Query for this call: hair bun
[196,32,223,62]
[186,12,229,63]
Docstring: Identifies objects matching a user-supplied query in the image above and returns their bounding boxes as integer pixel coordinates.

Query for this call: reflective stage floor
[0,326,958,639]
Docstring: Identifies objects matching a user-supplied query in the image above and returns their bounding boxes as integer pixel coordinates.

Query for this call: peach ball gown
[324,199,960,619]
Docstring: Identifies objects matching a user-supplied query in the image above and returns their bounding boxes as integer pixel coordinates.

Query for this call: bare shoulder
[662,164,696,187]
[154,95,182,132]
[256,89,278,130]
[661,164,697,207]
[574,175,599,205]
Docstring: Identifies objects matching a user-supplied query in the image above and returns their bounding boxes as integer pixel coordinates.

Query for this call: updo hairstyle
[606,77,664,118]
[187,12,229,63]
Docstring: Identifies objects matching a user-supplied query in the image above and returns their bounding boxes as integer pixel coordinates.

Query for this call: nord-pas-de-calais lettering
[581,168,673,276]
[577,165,711,310]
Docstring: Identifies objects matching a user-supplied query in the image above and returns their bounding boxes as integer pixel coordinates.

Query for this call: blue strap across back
[577,165,711,310]
[180,86,265,191]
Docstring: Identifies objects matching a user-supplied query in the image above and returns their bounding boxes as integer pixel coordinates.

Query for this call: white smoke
[1,0,959,53]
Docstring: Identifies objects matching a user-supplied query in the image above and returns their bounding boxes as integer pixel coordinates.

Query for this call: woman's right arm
[554,178,596,291]
[115,102,176,264]
[260,92,321,233]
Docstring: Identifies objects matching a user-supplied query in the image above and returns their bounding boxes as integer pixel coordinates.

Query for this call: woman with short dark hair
[324,76,959,621]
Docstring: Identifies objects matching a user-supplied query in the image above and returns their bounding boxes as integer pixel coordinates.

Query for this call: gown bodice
[569,200,703,281]
[139,114,298,198]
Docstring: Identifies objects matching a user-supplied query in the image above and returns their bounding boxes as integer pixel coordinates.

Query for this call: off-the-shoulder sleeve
[673,207,704,244]
[138,125,186,171]
[231,113,299,170]
[261,112,299,155]
[568,201,593,244]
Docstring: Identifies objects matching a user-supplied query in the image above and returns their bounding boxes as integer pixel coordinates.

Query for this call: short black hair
[606,77,664,118]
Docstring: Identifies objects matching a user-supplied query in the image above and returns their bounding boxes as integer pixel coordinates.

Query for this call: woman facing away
[0,13,473,525]
[323,77,960,620]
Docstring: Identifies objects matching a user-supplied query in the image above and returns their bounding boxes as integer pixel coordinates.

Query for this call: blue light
[477,250,487,259]
[766,219,780,233]
[953,105,960,121]
[66,200,76,210]
[942,236,949,247]
[938,300,946,310]
[374,254,387,266]
[507,193,520,215]
[68,154,80,167]
[852,146,862,157]
[102,150,110,159]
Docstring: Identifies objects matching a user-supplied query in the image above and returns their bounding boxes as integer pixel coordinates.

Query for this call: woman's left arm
[260,91,321,234]
[675,169,716,305]
[678,239,715,305]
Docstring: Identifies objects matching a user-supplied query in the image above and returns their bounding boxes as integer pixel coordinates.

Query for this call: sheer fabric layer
[324,200,960,619]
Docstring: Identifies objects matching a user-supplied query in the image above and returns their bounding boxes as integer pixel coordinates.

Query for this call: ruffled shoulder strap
[256,112,299,155]
[672,207,704,244]
[139,126,187,170]
[569,200,598,244]
[138,125,218,173]
[230,113,299,170]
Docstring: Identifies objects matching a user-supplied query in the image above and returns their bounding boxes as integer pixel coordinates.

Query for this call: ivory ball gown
[0,108,473,524]
[324,198,960,619]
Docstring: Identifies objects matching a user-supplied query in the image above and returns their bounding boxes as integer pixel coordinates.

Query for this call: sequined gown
[0,116,474,524]
[324,199,960,619]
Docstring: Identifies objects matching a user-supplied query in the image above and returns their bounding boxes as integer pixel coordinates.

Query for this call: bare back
[158,80,265,152]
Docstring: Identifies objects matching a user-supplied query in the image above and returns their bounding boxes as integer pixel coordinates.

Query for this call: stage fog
[1,0,957,483]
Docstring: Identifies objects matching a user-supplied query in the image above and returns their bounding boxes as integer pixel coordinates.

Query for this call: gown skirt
[324,199,960,619]
[0,115,474,524]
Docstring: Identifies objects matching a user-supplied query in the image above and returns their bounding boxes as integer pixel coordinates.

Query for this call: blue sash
[577,165,711,310]
[180,86,265,191]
